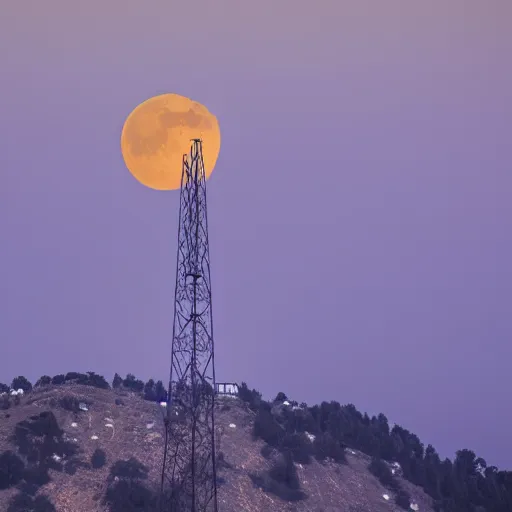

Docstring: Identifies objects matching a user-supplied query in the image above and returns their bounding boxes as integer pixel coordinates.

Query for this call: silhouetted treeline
[112,373,168,403]
[1,372,168,405]
[238,382,512,512]
[35,372,109,389]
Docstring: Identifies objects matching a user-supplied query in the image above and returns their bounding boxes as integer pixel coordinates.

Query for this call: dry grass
[0,386,435,512]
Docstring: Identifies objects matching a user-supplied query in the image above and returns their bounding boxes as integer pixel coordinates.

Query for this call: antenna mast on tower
[161,139,218,512]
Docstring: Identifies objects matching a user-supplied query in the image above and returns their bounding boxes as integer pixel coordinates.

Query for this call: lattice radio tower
[160,139,218,512]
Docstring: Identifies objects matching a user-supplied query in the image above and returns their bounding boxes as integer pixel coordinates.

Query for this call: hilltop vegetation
[237,382,512,512]
[0,372,511,512]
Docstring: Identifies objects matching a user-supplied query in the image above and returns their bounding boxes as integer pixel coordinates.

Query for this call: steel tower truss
[161,139,218,512]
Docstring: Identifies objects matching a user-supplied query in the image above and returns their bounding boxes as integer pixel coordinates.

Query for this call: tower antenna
[160,139,218,511]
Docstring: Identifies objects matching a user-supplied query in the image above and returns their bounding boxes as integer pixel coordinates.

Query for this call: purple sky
[2,1,511,468]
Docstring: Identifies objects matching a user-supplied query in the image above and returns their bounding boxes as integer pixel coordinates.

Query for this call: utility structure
[161,139,218,512]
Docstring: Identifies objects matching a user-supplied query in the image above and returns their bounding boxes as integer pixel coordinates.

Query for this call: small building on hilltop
[215,382,239,396]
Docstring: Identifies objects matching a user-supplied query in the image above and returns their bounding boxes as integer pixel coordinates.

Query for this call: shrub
[21,467,51,488]
[249,452,306,502]
[1,395,10,410]
[104,480,156,512]
[281,432,313,464]
[216,451,232,469]
[261,444,274,459]
[104,458,156,512]
[7,493,56,512]
[64,459,89,475]
[275,392,288,403]
[313,432,346,463]
[253,408,283,447]
[58,396,83,413]
[368,458,399,491]
[269,452,300,489]
[0,450,25,490]
[109,458,149,481]
[91,449,107,469]
[0,383,9,393]
[395,489,411,509]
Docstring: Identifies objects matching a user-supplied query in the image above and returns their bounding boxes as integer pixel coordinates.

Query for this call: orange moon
[120,93,221,190]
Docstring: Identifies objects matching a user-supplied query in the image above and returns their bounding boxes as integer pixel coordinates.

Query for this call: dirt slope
[0,384,435,512]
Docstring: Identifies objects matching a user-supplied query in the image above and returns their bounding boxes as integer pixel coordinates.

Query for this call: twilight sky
[1,1,511,468]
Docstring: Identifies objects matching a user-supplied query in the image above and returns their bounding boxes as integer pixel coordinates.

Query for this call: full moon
[120,93,221,190]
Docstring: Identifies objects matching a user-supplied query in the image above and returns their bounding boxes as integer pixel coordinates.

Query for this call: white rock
[229,423,236,428]
[52,454,62,462]
[160,401,167,407]
[79,402,88,411]
[105,424,114,429]
[71,422,78,428]
[146,422,155,429]
[91,435,99,440]
[383,494,390,501]
[283,401,290,406]
[410,503,419,511]
[350,450,356,455]
[104,417,114,423]
[305,432,316,442]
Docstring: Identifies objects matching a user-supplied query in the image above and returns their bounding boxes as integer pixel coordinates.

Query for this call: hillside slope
[0,383,434,512]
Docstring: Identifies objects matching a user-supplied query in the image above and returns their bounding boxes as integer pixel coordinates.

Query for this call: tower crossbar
[160,139,218,512]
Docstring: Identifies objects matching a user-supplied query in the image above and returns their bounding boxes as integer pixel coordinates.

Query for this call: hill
[0,373,510,512]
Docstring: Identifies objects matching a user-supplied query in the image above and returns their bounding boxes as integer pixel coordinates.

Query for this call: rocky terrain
[0,383,434,512]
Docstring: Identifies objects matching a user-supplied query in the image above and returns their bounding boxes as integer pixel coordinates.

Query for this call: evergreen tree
[112,373,123,389]
[11,376,32,393]
[123,374,144,392]
[34,376,52,388]
[143,379,157,401]
[240,381,512,512]
[51,374,65,385]
[154,380,167,402]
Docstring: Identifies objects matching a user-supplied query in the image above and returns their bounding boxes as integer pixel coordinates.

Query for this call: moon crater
[121,94,221,190]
